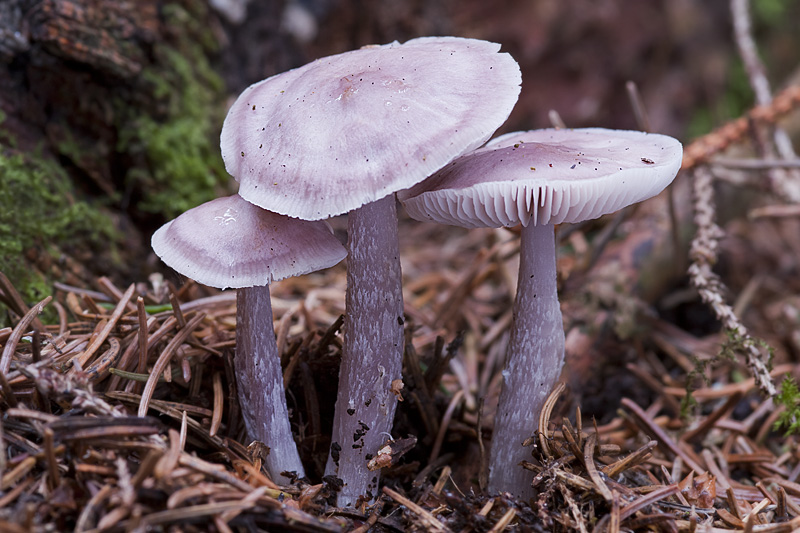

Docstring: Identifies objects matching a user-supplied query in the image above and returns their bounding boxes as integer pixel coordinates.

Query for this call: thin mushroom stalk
[237,286,305,483]
[325,194,405,505]
[488,221,564,497]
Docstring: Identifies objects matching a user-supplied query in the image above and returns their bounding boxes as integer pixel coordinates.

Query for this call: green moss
[0,151,116,307]
[774,375,800,436]
[0,110,15,149]
[0,1,229,313]
[119,1,228,218]
[752,0,794,26]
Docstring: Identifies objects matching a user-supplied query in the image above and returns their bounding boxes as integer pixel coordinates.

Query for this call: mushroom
[219,36,521,505]
[151,194,346,484]
[400,128,683,497]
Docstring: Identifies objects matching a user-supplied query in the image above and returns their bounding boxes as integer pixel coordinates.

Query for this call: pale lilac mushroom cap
[400,128,684,228]
[399,127,683,498]
[220,36,522,220]
[151,194,347,289]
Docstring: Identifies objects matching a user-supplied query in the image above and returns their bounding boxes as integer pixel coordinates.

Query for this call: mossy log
[0,0,232,303]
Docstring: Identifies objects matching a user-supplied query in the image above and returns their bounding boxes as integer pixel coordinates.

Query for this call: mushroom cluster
[152,35,683,507]
[154,36,521,506]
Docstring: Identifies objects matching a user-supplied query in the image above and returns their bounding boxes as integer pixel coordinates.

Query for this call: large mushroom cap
[220,36,522,220]
[152,194,346,289]
[400,128,683,228]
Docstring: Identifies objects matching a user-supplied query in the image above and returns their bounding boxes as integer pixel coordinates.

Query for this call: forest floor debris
[2,162,800,530]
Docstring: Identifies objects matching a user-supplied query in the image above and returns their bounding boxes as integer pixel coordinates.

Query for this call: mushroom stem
[236,286,306,484]
[488,222,564,498]
[325,193,405,506]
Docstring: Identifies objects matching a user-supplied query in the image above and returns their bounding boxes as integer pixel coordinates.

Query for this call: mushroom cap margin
[151,194,347,289]
[399,128,683,228]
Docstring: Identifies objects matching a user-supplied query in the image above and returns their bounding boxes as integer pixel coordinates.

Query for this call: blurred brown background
[225,0,800,137]
[1,0,799,296]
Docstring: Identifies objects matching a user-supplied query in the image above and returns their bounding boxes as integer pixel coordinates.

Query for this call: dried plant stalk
[687,166,776,397]
[682,85,800,170]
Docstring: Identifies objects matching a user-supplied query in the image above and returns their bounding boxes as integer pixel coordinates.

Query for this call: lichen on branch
[687,165,776,398]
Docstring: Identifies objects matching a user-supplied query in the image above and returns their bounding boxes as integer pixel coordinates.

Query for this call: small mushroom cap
[400,128,683,228]
[151,195,346,289]
[220,36,521,220]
